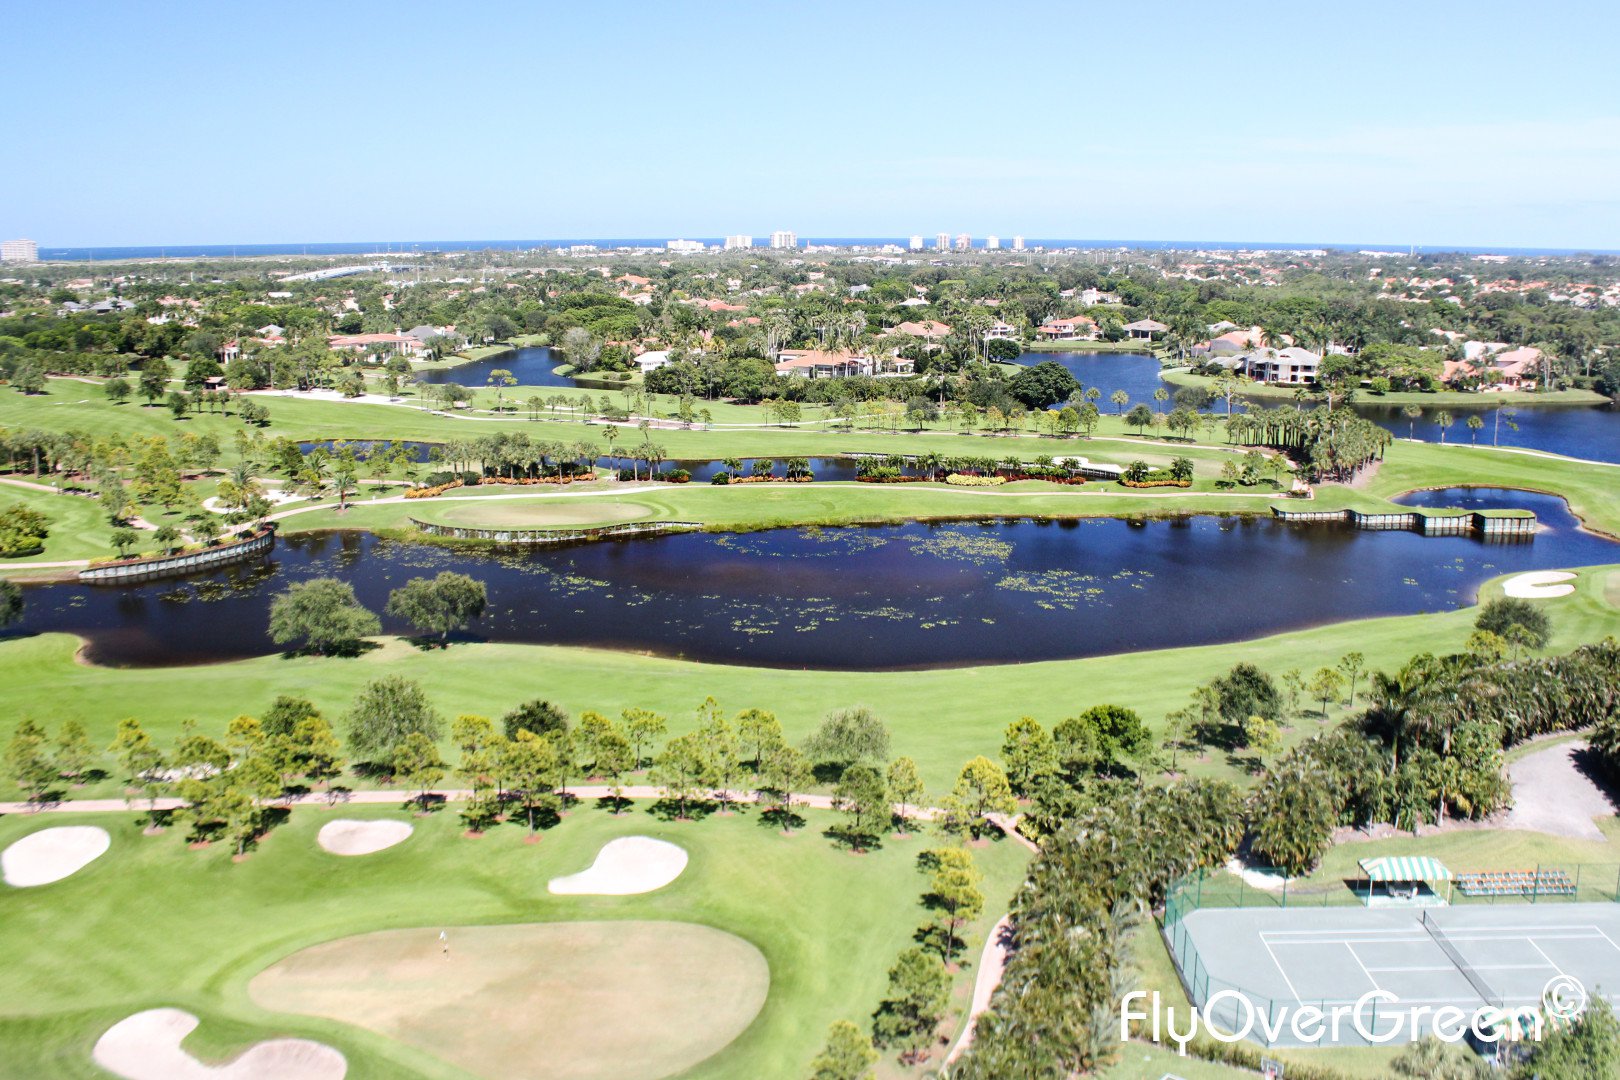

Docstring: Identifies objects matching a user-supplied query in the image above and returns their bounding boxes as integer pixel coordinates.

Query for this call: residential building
[723,235,752,250]
[985,235,1000,250]
[1123,318,1168,340]
[774,349,875,378]
[769,231,798,249]
[1223,347,1321,385]
[984,319,1018,340]
[892,320,951,342]
[953,233,971,251]
[327,332,423,356]
[1035,315,1097,341]
[636,350,675,374]
[667,239,705,254]
[1193,326,1271,357]
[935,233,950,250]
[1012,236,1025,252]
[1,239,39,263]
[909,235,924,251]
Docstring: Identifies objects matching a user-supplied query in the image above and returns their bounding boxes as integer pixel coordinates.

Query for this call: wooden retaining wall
[1271,507,1536,539]
[409,519,702,545]
[79,528,276,584]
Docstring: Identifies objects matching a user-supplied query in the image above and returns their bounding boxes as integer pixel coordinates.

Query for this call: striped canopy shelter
[1359,855,1452,882]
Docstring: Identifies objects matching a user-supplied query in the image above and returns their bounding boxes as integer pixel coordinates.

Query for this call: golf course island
[3,237,1620,1080]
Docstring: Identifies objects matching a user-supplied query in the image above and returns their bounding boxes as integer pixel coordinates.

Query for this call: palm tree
[1402,404,1422,439]
[1434,410,1454,443]
[1109,389,1129,414]
[1153,387,1168,413]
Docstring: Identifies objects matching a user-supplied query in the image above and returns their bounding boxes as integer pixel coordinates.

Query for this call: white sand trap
[1503,570,1577,598]
[548,836,688,895]
[94,1008,345,1080]
[1224,857,1291,892]
[2,825,110,887]
[316,819,413,856]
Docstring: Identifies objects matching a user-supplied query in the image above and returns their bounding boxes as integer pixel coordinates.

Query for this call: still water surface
[17,499,1612,669]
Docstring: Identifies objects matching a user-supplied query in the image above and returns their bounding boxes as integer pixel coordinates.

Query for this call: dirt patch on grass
[249,921,768,1080]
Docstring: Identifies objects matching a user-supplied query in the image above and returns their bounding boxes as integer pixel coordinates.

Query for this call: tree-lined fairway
[2,565,1614,799]
[0,804,1026,1080]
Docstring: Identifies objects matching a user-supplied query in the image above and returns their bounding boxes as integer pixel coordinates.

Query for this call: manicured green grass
[0,804,1027,1080]
[0,485,114,563]
[3,564,1613,800]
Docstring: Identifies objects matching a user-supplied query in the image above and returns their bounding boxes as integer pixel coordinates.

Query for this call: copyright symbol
[1543,975,1588,1021]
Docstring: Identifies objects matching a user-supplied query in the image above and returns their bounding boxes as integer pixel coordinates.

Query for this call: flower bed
[944,474,1007,487]
[474,474,588,487]
[404,479,465,499]
[1120,478,1192,489]
[855,475,926,483]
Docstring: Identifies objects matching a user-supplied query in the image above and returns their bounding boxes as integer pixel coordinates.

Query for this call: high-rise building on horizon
[1,239,39,263]
[935,232,950,251]
[769,230,797,249]
[1012,236,1025,252]
[724,235,752,250]
[985,235,1000,250]
[667,239,705,253]
[909,235,924,251]
[953,233,971,251]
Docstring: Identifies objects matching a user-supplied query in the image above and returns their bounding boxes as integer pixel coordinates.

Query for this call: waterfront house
[1123,318,1168,340]
[1035,315,1098,341]
[1223,346,1321,385]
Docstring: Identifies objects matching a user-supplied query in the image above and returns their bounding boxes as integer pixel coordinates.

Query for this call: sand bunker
[548,836,688,895]
[316,819,413,856]
[2,825,110,887]
[93,1008,345,1080]
[1502,570,1577,598]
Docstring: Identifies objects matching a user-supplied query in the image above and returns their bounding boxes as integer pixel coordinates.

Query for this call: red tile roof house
[893,320,952,342]
[773,350,876,378]
[1443,345,1542,390]
[1035,315,1097,341]
[1192,326,1274,357]
[327,332,424,357]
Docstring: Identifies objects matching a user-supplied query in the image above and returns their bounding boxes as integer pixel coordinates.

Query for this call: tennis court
[1168,903,1620,1046]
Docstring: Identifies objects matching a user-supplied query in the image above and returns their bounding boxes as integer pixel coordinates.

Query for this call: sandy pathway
[1504,741,1618,841]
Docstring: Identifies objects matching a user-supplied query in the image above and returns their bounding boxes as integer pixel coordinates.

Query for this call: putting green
[249,920,769,1080]
[418,498,649,530]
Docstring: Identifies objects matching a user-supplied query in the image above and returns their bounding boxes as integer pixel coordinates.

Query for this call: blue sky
[6,0,1618,249]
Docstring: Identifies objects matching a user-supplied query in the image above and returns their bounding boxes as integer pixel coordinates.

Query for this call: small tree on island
[268,577,380,656]
[384,571,489,645]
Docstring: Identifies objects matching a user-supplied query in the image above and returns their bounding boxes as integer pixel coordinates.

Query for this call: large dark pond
[16,498,1614,669]
[415,346,582,389]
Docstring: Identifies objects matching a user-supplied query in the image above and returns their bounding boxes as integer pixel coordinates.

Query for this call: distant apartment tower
[769,230,798,249]
[667,239,705,253]
[723,235,752,250]
[909,235,924,251]
[985,235,1000,250]
[1,239,39,263]
[1012,236,1025,252]
[953,233,971,251]
[935,232,950,250]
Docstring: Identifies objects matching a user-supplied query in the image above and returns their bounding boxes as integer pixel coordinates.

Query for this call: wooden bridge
[1271,507,1536,540]
[79,528,276,584]
[409,518,702,545]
